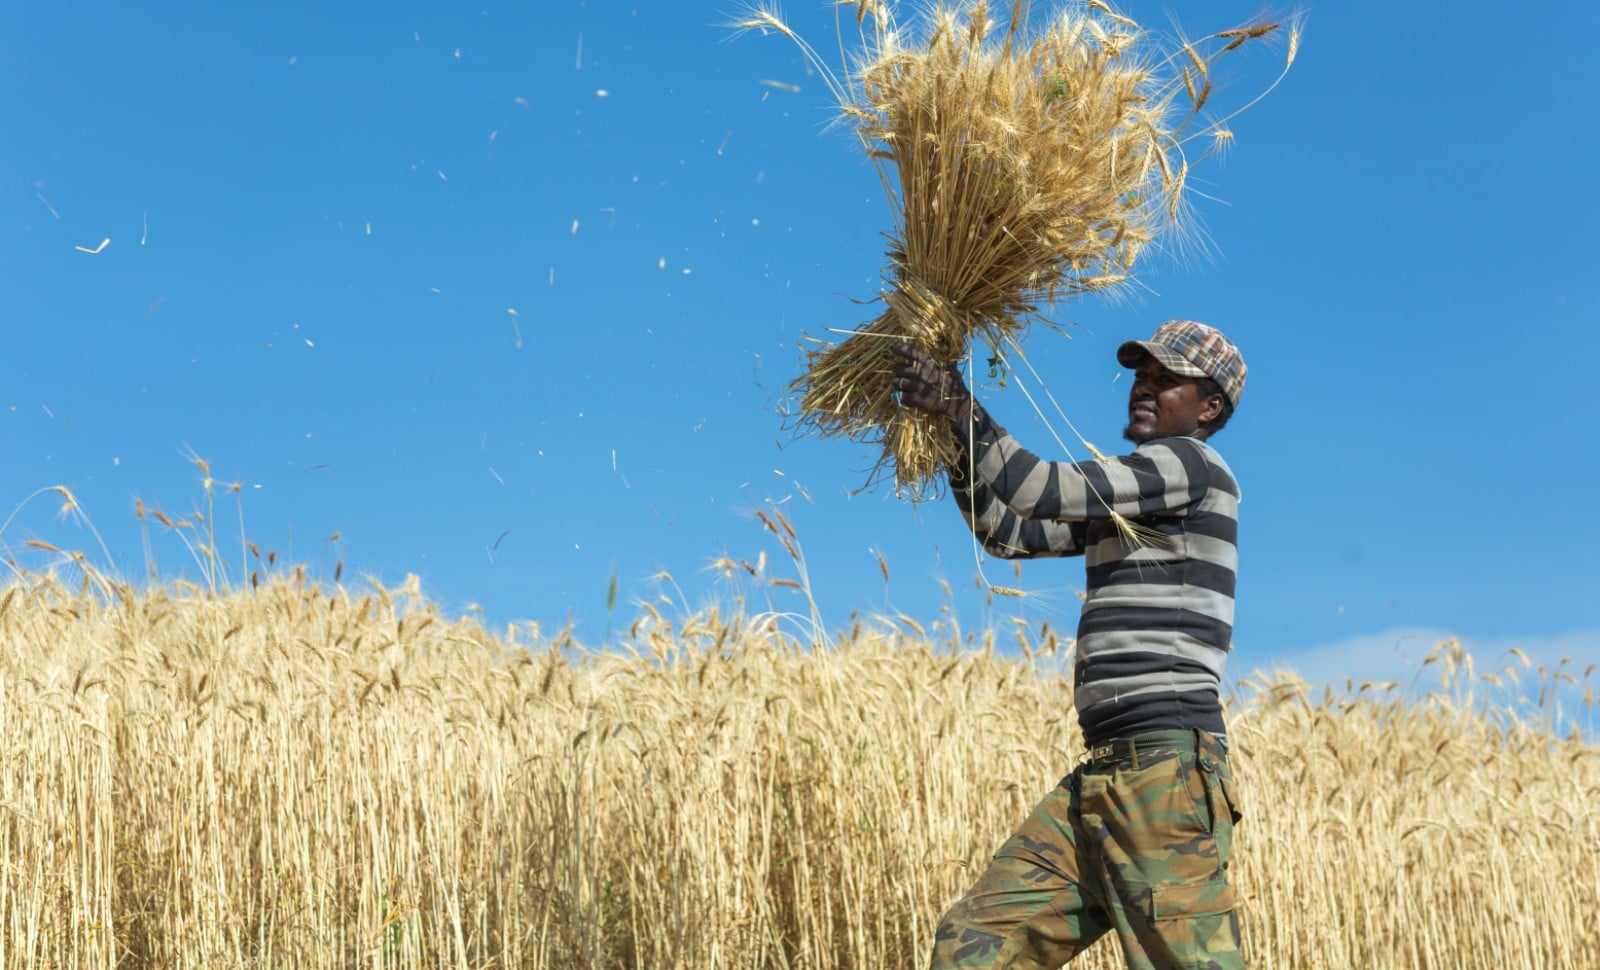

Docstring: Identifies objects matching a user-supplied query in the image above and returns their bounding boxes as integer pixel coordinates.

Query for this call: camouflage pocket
[1182,754,1236,887]
[1195,752,1241,830]
[1148,872,1237,919]
[1217,764,1243,825]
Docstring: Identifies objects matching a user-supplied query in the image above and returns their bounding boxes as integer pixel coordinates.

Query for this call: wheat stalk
[745,1,1293,495]
[1,560,1594,968]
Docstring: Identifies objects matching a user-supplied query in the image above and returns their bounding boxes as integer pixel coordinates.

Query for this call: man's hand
[890,344,973,424]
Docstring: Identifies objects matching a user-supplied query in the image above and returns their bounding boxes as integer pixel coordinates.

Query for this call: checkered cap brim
[1116,320,1247,407]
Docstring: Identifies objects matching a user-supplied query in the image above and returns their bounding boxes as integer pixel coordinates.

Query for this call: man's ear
[1199,392,1225,425]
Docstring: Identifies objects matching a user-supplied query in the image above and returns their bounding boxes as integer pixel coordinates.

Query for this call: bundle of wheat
[743,1,1293,495]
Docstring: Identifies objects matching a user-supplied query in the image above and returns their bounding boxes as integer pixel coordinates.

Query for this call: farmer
[891,320,1248,970]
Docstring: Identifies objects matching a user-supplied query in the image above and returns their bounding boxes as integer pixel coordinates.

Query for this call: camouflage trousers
[929,730,1244,970]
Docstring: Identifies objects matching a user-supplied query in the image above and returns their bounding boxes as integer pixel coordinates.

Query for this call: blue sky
[6,0,1598,697]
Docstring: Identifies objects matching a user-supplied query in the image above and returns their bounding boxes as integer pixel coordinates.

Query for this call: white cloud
[1248,626,1599,688]
[1234,626,1600,738]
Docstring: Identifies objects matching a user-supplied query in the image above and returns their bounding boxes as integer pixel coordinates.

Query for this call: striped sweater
[950,404,1241,747]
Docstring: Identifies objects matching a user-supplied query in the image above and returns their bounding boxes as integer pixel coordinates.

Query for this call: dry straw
[0,487,1593,968]
[739,0,1297,495]
[1,563,1595,968]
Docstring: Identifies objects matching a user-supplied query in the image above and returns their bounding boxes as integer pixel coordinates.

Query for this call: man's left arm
[891,343,1210,523]
[965,416,1211,523]
[953,466,1090,559]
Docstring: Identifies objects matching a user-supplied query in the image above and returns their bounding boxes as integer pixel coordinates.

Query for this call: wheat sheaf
[739,0,1297,496]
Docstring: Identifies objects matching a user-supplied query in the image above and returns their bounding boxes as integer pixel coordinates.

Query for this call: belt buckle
[1091,744,1115,762]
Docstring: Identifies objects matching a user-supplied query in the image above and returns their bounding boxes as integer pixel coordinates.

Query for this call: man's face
[1122,356,1223,444]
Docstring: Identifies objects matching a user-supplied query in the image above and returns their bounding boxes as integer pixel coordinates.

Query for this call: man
[890,320,1248,970]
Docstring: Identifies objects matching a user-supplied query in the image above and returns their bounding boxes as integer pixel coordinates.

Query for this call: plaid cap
[1116,320,1247,408]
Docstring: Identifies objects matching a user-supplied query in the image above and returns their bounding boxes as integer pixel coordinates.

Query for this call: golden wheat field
[1,560,1596,969]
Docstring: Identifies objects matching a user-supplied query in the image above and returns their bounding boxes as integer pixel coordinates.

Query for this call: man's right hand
[890,344,973,424]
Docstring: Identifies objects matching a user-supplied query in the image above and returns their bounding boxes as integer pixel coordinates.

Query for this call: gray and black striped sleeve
[950,405,1211,525]
[952,474,1088,559]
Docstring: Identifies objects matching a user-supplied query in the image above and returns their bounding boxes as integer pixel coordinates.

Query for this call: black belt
[1084,729,1210,770]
